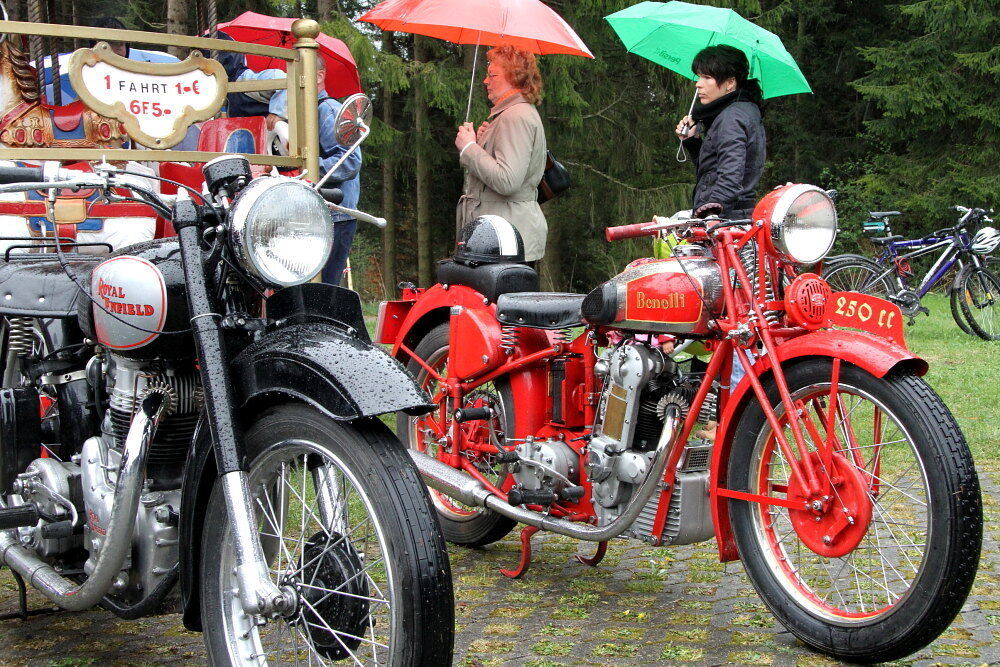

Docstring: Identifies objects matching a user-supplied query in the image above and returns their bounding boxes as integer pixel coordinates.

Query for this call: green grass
[903,293,1000,464]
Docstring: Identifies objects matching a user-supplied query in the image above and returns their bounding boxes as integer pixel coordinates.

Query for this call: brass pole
[291,18,321,183]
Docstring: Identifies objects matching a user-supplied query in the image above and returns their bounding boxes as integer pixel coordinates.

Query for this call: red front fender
[710,329,927,561]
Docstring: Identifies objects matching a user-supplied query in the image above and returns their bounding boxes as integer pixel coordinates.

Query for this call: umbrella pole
[464,33,481,122]
[676,88,698,163]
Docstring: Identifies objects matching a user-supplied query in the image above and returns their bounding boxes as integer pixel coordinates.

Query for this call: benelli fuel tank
[581,256,723,335]
[80,239,195,360]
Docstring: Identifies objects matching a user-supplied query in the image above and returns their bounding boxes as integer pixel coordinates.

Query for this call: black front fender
[180,323,432,631]
[233,323,434,419]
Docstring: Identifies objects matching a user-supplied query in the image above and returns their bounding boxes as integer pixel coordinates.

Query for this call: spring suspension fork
[739,242,781,325]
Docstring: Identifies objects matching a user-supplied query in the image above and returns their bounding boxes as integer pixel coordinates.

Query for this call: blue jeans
[321,218,357,286]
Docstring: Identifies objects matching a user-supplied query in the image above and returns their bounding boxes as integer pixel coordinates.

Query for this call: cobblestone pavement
[0,469,996,666]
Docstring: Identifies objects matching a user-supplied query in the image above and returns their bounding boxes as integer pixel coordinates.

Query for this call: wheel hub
[295,530,371,660]
[786,452,873,558]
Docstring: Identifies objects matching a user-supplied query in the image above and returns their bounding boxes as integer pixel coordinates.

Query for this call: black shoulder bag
[537,150,571,203]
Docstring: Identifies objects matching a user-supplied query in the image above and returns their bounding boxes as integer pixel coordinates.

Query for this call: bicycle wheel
[949,281,975,335]
[822,257,895,299]
[396,323,516,547]
[729,360,982,663]
[956,265,1000,340]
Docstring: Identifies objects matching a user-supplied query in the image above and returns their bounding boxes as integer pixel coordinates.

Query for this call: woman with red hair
[455,45,548,263]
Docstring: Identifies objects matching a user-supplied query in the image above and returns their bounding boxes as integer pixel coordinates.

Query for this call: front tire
[396,323,516,547]
[201,403,454,665]
[728,360,981,663]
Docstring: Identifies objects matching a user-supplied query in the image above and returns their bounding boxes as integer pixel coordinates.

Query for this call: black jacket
[683,100,766,219]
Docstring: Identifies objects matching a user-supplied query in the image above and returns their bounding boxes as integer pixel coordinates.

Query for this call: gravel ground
[0,470,996,666]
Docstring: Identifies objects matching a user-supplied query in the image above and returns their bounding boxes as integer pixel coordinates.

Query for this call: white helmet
[971,226,1000,255]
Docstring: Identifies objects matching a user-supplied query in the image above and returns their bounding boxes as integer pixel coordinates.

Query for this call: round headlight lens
[770,187,838,264]
[229,178,334,287]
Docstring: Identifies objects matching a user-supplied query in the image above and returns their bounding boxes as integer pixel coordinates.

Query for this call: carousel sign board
[69,43,227,148]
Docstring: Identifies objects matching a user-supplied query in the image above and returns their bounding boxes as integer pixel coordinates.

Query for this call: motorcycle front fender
[709,328,927,562]
[178,322,432,631]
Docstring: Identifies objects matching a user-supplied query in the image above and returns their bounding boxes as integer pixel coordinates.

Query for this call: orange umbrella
[361,0,592,119]
[360,0,593,58]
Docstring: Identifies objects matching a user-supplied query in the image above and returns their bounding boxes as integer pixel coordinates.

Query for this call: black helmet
[454,215,525,265]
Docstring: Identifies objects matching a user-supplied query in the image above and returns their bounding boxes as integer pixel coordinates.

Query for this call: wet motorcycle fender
[178,324,433,630]
[709,328,927,562]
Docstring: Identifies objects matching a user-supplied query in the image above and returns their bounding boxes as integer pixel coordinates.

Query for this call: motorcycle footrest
[508,487,556,507]
[0,503,39,530]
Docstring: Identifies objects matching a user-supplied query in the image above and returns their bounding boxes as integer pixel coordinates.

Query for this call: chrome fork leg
[221,471,296,616]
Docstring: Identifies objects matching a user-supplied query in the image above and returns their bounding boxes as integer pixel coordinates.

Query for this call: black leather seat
[0,254,98,318]
[495,292,585,330]
[871,235,904,246]
[436,260,539,304]
[869,211,902,220]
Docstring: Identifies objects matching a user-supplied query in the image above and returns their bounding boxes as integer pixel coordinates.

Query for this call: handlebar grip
[0,165,44,185]
[605,221,663,242]
[319,187,344,205]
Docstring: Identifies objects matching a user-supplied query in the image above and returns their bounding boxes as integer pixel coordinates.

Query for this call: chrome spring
[554,328,573,345]
[5,317,36,356]
[739,241,781,325]
[500,326,520,353]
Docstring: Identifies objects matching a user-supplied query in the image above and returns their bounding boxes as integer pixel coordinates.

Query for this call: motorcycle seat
[0,254,99,318]
[871,235,904,245]
[868,211,902,220]
[495,292,585,330]
[436,259,539,304]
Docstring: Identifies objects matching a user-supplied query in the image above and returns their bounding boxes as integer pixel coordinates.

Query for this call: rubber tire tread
[949,281,974,335]
[728,360,982,663]
[200,403,454,666]
[396,322,516,548]
[822,257,895,299]
[956,265,1000,340]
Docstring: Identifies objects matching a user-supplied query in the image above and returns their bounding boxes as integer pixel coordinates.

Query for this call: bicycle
[822,206,1000,340]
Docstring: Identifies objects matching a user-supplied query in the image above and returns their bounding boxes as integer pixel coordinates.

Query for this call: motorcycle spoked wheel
[397,323,516,547]
[728,360,982,663]
[200,403,454,665]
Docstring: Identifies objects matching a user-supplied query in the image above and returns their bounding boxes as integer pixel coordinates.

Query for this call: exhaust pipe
[0,392,168,611]
[410,407,681,541]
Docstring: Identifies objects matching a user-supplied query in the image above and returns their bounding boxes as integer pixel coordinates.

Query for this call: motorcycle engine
[588,340,716,546]
[79,355,201,601]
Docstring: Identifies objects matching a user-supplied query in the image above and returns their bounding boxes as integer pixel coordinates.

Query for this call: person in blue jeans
[265,57,362,286]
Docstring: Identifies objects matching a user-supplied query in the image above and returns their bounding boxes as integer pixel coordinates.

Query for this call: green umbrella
[606,0,811,99]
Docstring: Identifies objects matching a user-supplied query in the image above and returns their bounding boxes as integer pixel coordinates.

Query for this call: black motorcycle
[0,95,453,664]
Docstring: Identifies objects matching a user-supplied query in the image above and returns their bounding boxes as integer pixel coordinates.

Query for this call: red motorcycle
[376,184,982,663]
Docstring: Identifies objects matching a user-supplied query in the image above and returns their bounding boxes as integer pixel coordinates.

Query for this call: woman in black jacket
[676,45,765,220]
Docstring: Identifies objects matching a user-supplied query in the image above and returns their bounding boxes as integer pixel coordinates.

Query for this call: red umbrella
[359,0,593,59]
[216,12,363,97]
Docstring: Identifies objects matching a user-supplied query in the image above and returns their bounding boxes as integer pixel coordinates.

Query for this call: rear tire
[728,360,982,663]
[956,265,1000,340]
[397,323,516,547]
[822,257,895,299]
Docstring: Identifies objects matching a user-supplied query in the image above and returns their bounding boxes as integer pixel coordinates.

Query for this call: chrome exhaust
[409,407,681,541]
[0,391,168,611]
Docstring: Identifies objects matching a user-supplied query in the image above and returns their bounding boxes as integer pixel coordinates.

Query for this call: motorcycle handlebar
[329,203,387,229]
[0,164,45,185]
[319,188,344,205]
[606,218,683,242]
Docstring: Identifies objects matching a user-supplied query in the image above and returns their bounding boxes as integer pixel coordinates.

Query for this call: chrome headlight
[767,185,838,264]
[229,177,334,287]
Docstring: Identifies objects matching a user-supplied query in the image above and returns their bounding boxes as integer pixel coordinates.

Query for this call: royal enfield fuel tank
[581,256,723,335]
[80,239,195,360]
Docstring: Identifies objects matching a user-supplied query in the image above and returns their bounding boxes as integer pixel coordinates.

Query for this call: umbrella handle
[464,36,481,123]
[676,89,698,163]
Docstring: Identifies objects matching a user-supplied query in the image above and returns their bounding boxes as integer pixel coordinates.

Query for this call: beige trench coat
[457,93,548,262]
